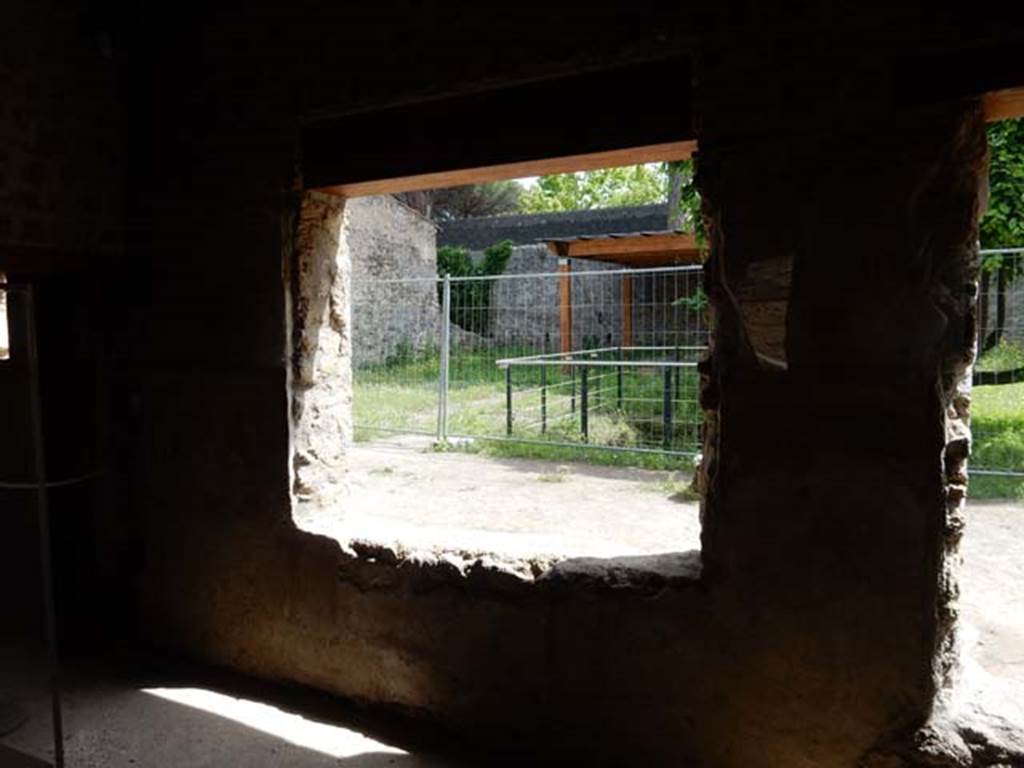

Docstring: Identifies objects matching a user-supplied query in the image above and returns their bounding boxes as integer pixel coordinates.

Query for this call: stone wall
[1010,281,1024,345]
[484,244,622,350]
[0,1,124,253]
[0,0,128,658]
[482,245,705,352]
[290,192,351,513]
[979,264,1024,348]
[348,195,441,367]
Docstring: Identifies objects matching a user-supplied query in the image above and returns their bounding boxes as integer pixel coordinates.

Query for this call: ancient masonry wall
[290,192,351,513]
[486,245,704,351]
[348,195,441,367]
[486,244,621,350]
[0,0,128,648]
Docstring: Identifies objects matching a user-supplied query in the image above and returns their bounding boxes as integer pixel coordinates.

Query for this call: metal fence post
[674,344,681,401]
[505,365,513,437]
[437,275,451,442]
[663,367,674,450]
[540,334,548,434]
[570,365,576,415]
[616,345,624,410]
[580,364,589,442]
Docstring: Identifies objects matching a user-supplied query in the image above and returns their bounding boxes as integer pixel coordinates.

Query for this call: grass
[975,339,1024,372]
[970,342,1024,499]
[355,344,704,457]
[970,474,1024,501]
[654,474,701,502]
[355,343,1024,499]
[474,437,696,471]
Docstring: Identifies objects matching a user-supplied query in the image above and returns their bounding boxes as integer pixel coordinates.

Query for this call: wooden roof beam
[546,232,699,259]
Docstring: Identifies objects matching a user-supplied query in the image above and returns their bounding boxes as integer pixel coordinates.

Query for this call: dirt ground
[336,438,1023,687]
[328,436,702,562]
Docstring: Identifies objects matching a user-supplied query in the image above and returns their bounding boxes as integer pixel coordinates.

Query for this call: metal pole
[570,365,576,415]
[24,286,65,768]
[437,276,451,442]
[505,366,513,437]
[540,338,548,435]
[617,345,623,410]
[663,367,673,450]
[674,344,681,401]
[580,364,589,442]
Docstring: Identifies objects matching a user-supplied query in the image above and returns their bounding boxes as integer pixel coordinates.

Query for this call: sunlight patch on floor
[142,687,406,759]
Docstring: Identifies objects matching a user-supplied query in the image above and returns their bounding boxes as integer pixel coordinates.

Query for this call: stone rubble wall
[348,195,442,367]
[483,244,705,353]
[290,192,351,512]
[483,244,622,351]
[1010,283,1024,344]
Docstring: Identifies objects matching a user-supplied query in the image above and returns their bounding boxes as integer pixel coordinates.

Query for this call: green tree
[397,181,522,221]
[665,159,701,236]
[437,240,513,335]
[519,165,669,213]
[979,117,1024,355]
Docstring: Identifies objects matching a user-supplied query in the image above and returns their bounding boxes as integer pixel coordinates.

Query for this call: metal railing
[352,264,708,457]
[351,251,1022,476]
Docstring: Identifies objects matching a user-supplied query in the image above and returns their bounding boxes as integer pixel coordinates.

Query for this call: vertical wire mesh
[350,274,443,439]
[972,249,1024,476]
[352,265,708,457]
[350,252,1022,473]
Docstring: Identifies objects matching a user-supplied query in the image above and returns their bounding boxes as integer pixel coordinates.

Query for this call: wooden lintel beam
[317,141,696,198]
[984,88,1024,122]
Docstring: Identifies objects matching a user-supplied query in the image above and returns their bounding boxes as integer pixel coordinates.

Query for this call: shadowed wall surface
[2,2,1024,766]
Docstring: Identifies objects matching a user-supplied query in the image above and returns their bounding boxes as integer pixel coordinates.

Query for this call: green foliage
[355,343,704,458]
[397,181,522,221]
[518,161,705,241]
[665,159,703,238]
[436,240,513,335]
[976,340,1024,373]
[673,285,707,313]
[982,117,1024,251]
[519,165,669,213]
[481,239,513,275]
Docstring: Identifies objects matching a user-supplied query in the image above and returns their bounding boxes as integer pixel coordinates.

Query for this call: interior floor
[0,657,469,768]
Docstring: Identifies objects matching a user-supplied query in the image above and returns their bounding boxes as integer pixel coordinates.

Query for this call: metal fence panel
[352,265,708,457]
[353,252,1022,476]
[973,249,1024,477]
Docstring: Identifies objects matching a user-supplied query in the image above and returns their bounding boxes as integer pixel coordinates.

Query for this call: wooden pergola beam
[544,231,704,262]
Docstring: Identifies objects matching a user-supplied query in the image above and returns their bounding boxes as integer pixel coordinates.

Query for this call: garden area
[973,341,1024,499]
[354,343,704,472]
[354,340,1024,497]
